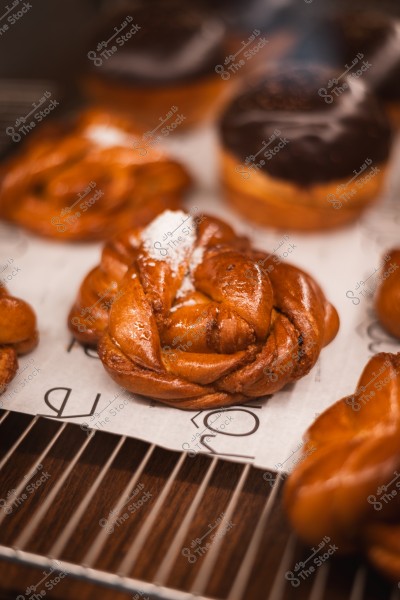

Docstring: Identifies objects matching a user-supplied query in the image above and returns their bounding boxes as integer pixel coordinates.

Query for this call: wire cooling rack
[0,409,399,599]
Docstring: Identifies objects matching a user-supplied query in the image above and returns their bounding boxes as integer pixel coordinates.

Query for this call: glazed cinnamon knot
[0,287,38,395]
[0,109,191,241]
[375,249,400,339]
[284,352,400,581]
[69,210,338,409]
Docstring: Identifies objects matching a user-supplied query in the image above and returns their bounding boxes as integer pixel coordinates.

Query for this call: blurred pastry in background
[375,249,400,339]
[292,10,400,127]
[284,352,400,582]
[0,109,191,242]
[82,1,232,132]
[0,287,38,396]
[205,0,301,83]
[219,65,392,231]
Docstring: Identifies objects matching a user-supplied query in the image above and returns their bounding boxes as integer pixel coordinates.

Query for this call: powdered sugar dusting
[176,273,195,299]
[170,297,197,312]
[85,125,131,148]
[190,246,204,273]
[173,244,205,300]
[141,210,196,274]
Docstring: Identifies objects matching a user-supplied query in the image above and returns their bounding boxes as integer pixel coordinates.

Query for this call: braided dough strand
[285,352,400,580]
[68,211,338,408]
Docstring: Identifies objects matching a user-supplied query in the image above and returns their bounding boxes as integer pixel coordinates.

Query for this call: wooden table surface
[0,410,397,600]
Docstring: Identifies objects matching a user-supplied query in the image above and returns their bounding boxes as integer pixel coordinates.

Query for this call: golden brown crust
[0,109,191,242]
[0,347,18,395]
[284,352,400,580]
[82,75,231,133]
[69,210,339,409]
[375,249,400,339]
[68,214,249,346]
[0,287,38,395]
[220,151,388,231]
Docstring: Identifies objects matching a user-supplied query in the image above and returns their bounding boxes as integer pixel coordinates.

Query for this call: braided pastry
[68,211,248,346]
[69,210,339,409]
[284,352,400,581]
[0,109,191,242]
[375,249,400,339]
[0,287,38,395]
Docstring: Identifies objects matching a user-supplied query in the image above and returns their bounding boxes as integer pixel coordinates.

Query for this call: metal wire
[349,567,367,600]
[308,563,331,600]
[227,472,284,600]
[267,533,297,600]
[117,452,187,576]
[0,422,67,529]
[154,456,219,586]
[190,463,251,596]
[82,443,156,568]
[0,416,39,471]
[49,436,127,558]
[14,431,94,549]
[0,416,398,600]
[0,411,10,427]
[0,545,211,600]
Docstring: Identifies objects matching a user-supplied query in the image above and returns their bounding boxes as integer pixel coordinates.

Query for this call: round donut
[292,10,400,127]
[219,64,392,231]
[82,1,232,131]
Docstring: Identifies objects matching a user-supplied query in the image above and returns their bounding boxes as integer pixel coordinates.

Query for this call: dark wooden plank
[0,412,37,456]
[0,415,398,600]
[55,436,150,564]
[205,466,276,599]
[93,445,182,573]
[165,460,245,592]
[129,452,213,582]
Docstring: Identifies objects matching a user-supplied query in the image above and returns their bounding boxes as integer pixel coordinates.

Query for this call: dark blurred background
[1,0,400,81]
[0,0,399,160]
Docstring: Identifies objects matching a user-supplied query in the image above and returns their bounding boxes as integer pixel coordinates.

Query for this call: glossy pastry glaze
[285,352,400,581]
[0,287,38,395]
[69,210,339,409]
[375,249,400,339]
[69,212,250,346]
[220,65,392,185]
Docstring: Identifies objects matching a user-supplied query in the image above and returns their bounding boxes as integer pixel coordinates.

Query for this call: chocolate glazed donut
[219,65,392,230]
[292,10,400,127]
[83,1,232,131]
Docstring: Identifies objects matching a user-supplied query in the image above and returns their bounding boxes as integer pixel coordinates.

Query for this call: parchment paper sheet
[1,126,399,473]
